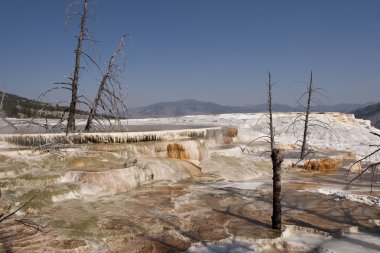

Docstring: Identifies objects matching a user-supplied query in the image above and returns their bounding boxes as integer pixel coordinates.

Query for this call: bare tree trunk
[300,71,313,160]
[268,72,274,151]
[267,72,282,230]
[66,0,88,134]
[84,35,126,132]
[271,148,283,229]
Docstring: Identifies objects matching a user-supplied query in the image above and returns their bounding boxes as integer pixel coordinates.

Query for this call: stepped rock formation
[0,112,379,253]
[0,127,236,146]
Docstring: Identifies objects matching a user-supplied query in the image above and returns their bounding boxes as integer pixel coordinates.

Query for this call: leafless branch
[0,196,35,223]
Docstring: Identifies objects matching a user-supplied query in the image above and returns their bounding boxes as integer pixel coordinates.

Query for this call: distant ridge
[352,102,380,129]
[0,92,68,118]
[0,92,88,119]
[128,99,367,119]
[0,92,373,122]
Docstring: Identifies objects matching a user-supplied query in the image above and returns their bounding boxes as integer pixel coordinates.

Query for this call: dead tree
[267,72,283,230]
[348,132,380,192]
[39,0,96,133]
[37,0,128,134]
[287,71,336,161]
[239,73,283,229]
[66,0,88,133]
[300,71,313,160]
[84,35,127,132]
[268,72,275,152]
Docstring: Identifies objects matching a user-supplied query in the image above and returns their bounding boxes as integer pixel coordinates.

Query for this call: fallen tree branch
[0,196,35,223]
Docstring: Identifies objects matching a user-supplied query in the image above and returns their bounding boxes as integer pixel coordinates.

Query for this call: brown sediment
[223,127,238,137]
[303,158,342,171]
[1,175,379,253]
[50,239,87,249]
[0,154,9,163]
[167,143,189,160]
[105,234,191,253]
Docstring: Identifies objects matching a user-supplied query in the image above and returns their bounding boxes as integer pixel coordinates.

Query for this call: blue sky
[0,0,379,107]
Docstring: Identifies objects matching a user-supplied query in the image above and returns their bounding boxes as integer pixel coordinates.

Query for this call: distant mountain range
[1,92,379,129]
[128,99,372,119]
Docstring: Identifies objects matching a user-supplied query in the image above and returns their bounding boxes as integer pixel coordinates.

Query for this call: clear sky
[0,0,379,107]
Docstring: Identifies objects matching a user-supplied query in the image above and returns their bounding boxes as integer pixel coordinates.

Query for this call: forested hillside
[1,92,73,118]
[353,102,380,129]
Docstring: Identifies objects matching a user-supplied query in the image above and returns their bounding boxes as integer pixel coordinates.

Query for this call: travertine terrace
[0,112,379,252]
